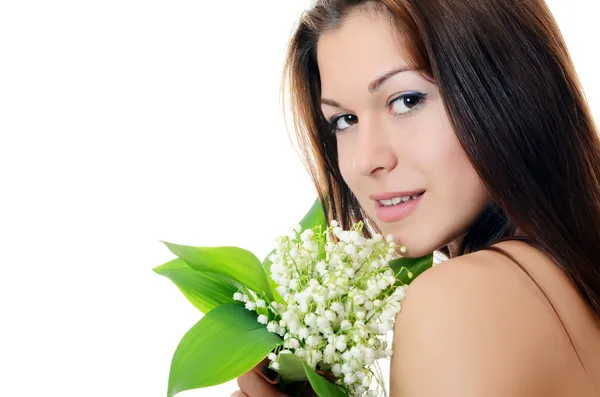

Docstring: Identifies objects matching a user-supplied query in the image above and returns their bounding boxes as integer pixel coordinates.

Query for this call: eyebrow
[321,65,415,109]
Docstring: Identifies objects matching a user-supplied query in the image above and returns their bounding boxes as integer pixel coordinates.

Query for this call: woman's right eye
[329,114,358,134]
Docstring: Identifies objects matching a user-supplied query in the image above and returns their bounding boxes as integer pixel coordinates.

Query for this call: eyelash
[327,91,428,135]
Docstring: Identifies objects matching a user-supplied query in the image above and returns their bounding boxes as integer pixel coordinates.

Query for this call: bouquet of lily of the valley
[155,199,433,397]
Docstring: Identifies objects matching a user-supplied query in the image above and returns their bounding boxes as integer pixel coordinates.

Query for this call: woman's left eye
[388,92,428,116]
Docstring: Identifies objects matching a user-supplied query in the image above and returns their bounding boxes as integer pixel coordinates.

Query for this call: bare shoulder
[390,242,583,397]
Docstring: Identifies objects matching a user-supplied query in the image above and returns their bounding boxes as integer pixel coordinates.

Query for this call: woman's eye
[328,92,427,135]
[389,92,427,115]
[330,114,358,134]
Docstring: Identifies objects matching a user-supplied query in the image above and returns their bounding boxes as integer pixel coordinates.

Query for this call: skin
[318,8,489,259]
[232,6,598,397]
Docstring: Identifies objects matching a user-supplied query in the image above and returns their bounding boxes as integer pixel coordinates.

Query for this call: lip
[373,191,425,223]
[368,190,426,201]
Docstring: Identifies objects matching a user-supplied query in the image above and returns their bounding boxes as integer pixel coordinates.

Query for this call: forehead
[316,9,410,92]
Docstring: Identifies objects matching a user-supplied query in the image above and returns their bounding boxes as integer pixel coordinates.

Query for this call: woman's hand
[230,358,320,397]
[230,358,288,397]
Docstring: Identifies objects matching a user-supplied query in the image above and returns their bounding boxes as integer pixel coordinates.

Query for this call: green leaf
[262,198,328,303]
[303,361,347,397]
[298,197,328,232]
[162,242,273,301]
[153,258,239,314]
[389,253,434,286]
[167,303,282,397]
[273,353,347,397]
[276,352,308,383]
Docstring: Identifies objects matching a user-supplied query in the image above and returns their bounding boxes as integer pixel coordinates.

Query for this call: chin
[381,227,445,258]
[398,242,437,258]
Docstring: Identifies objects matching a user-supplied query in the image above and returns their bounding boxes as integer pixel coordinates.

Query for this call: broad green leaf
[303,361,347,397]
[262,198,328,303]
[167,303,282,397]
[276,352,308,383]
[389,253,434,286]
[153,258,239,314]
[298,196,328,232]
[162,242,273,301]
[274,353,347,397]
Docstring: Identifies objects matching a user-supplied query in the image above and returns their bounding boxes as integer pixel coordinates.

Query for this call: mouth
[371,190,426,208]
[371,191,426,223]
[375,191,425,208]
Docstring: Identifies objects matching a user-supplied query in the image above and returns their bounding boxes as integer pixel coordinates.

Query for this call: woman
[233,0,600,395]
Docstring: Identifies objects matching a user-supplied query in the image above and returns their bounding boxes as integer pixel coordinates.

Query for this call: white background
[0,1,598,396]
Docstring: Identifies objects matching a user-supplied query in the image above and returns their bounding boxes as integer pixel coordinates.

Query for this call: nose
[353,120,398,177]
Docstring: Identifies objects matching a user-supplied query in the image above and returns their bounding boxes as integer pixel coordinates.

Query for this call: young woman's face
[317,8,489,257]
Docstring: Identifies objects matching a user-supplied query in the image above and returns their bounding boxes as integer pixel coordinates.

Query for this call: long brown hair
[281,0,600,318]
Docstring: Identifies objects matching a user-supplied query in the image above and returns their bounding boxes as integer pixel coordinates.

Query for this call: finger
[251,358,280,384]
[230,391,249,397]
[237,368,288,397]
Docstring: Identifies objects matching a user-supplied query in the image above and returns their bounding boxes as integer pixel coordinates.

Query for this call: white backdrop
[0,1,598,396]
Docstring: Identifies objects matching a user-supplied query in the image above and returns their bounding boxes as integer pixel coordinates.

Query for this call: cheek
[337,138,358,190]
[410,109,489,243]
[427,130,489,232]
[421,105,482,197]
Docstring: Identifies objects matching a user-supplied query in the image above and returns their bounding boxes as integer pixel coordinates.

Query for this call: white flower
[344,244,357,256]
[298,327,310,341]
[306,335,321,348]
[344,373,356,385]
[354,294,366,305]
[330,302,344,313]
[257,314,268,324]
[378,278,389,290]
[276,286,289,297]
[313,292,326,306]
[288,319,300,333]
[324,310,336,322]
[268,353,277,361]
[344,267,355,278]
[304,313,317,328]
[267,321,278,333]
[301,229,314,241]
[233,292,243,301]
[260,221,411,396]
[340,320,351,330]
[284,338,300,349]
[245,301,255,311]
[394,285,408,300]
[328,364,341,378]
[341,362,352,375]
[271,361,280,370]
[334,335,347,352]
[316,261,327,274]
[341,351,353,362]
